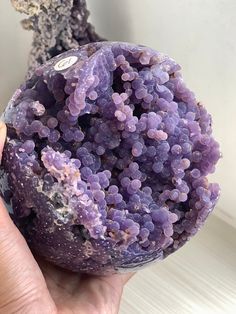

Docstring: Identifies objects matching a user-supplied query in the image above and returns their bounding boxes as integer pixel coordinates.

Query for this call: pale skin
[0,122,133,314]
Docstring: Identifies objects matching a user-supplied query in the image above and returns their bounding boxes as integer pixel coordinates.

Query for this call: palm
[37,258,132,314]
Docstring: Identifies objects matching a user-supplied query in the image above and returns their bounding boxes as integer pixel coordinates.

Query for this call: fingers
[0,123,56,313]
[0,121,6,162]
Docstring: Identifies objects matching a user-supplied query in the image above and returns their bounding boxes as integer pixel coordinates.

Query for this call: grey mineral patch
[12,0,103,77]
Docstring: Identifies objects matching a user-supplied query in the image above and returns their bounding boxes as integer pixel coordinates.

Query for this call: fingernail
[0,122,6,163]
[0,121,6,130]
[0,122,7,138]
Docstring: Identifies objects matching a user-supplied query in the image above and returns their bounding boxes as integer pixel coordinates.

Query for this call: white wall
[0,1,32,106]
[0,0,235,226]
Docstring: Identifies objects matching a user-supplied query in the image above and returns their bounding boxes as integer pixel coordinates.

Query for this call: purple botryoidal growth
[0,42,220,274]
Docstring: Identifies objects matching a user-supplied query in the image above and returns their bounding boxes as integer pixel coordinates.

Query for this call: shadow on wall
[87,0,132,42]
[0,1,32,111]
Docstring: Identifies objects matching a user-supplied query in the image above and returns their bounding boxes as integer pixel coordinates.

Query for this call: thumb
[0,122,56,313]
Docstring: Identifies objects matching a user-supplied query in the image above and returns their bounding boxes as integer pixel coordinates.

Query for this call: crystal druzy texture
[0,42,220,274]
[11,0,102,77]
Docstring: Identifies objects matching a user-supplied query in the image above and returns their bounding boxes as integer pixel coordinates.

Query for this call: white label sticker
[54,56,78,71]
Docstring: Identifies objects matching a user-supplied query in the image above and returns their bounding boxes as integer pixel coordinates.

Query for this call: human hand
[0,122,133,314]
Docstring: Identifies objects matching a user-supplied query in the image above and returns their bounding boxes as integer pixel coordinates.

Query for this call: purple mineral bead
[0,42,220,275]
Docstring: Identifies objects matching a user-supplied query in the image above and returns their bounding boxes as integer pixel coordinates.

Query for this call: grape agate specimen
[0,42,220,274]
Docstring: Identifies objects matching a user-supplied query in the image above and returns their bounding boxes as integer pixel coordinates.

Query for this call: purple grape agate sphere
[0,42,220,274]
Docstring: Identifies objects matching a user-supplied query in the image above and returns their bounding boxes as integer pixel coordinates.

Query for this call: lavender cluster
[0,42,220,274]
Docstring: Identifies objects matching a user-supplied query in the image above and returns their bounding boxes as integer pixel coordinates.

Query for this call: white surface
[120,215,236,314]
